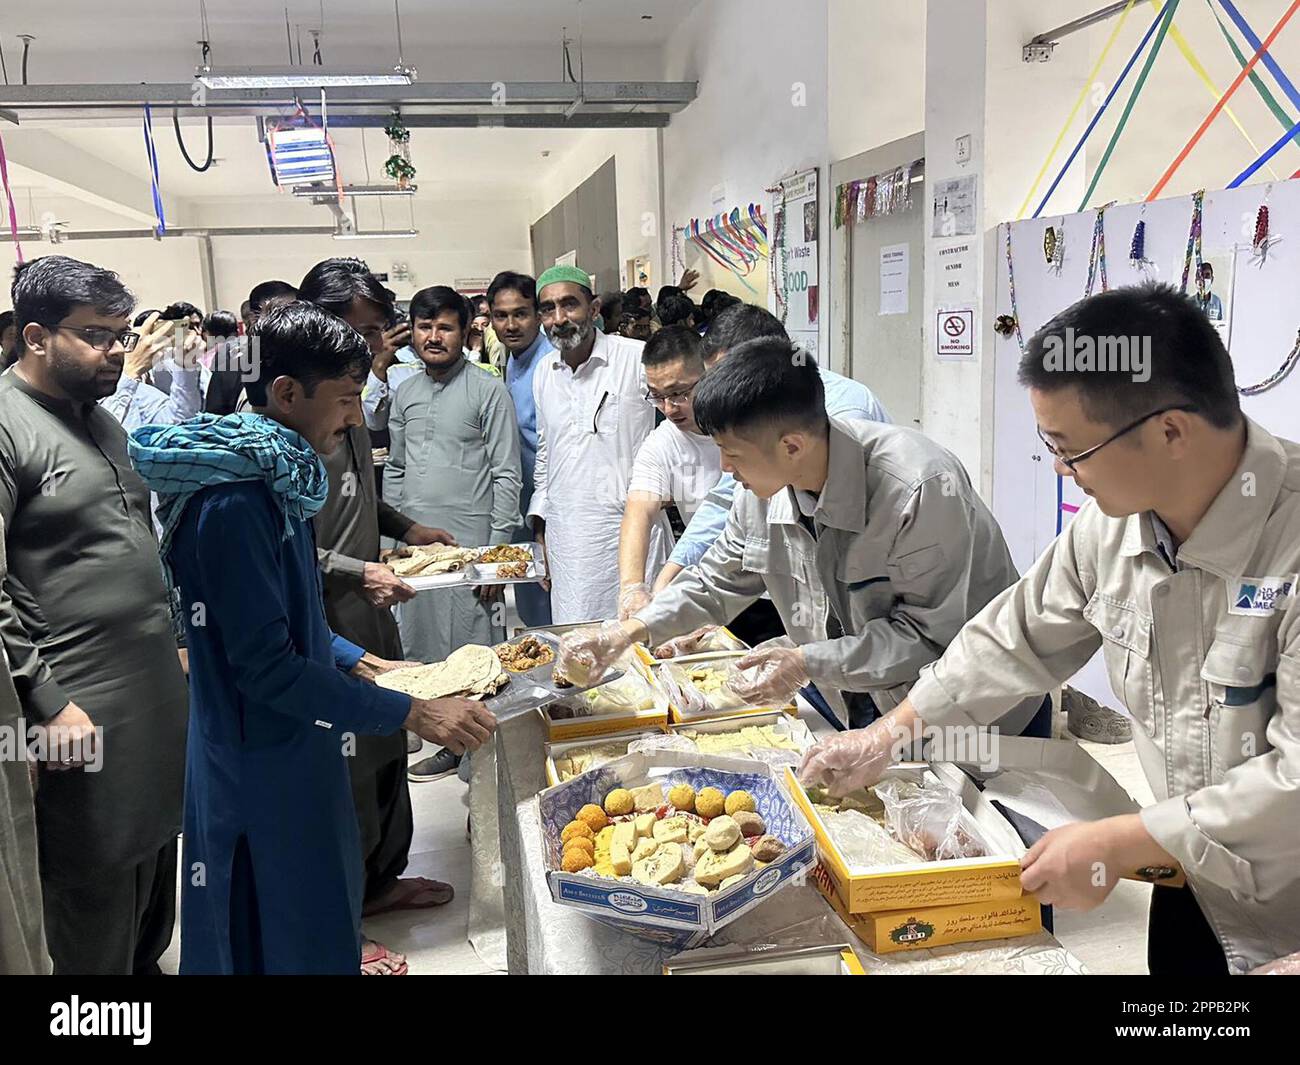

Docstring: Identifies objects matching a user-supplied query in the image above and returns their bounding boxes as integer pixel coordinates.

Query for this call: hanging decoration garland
[834,161,916,228]
[771,182,791,325]
[1248,198,1282,265]
[1129,218,1150,267]
[0,126,23,263]
[1179,190,1205,293]
[1043,221,1065,273]
[142,103,167,234]
[1000,223,1028,354]
[1084,206,1109,296]
[383,112,416,187]
[671,223,687,282]
[1238,328,1300,394]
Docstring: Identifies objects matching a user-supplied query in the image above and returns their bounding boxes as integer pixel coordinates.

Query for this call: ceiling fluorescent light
[197,66,416,89]
[332,229,420,240]
[294,183,417,198]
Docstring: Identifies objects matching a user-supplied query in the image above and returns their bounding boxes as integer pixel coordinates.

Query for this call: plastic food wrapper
[820,807,924,867]
[660,657,749,716]
[546,665,658,720]
[627,732,699,756]
[874,778,991,861]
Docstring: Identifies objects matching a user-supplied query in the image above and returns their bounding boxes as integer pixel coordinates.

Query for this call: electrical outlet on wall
[955,134,972,166]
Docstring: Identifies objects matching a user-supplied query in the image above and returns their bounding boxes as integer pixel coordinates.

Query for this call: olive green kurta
[0,371,187,885]
[0,516,47,975]
[383,358,521,663]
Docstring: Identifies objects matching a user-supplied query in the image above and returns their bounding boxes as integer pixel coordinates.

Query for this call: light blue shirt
[504,330,555,517]
[361,346,423,430]
[99,366,203,432]
[667,367,891,569]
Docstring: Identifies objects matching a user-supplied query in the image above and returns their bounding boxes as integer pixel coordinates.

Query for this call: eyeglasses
[46,324,140,352]
[644,379,699,409]
[1036,404,1197,471]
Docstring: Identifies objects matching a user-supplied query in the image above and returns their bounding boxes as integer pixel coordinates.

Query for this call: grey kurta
[384,358,522,662]
[0,517,47,975]
[0,371,188,884]
[315,422,413,661]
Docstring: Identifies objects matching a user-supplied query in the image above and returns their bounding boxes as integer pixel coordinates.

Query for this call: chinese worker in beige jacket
[801,283,1299,976]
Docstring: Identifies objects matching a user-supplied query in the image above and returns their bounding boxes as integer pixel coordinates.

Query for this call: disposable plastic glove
[727,639,809,705]
[556,620,634,688]
[651,625,720,659]
[617,582,652,621]
[797,707,913,797]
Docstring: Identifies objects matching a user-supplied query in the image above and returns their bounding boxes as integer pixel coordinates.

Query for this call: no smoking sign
[936,308,975,359]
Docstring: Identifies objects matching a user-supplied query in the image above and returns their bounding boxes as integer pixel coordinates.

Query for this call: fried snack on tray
[478,544,531,563]
[495,560,529,579]
[494,636,554,672]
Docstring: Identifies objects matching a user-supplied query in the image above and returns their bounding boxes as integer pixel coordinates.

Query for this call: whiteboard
[992,182,1300,709]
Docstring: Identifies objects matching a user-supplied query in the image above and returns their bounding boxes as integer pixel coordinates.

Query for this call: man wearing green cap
[529,265,672,622]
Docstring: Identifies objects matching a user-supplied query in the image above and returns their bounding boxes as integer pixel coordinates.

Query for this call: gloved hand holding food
[798,704,917,797]
[727,638,809,705]
[556,619,637,687]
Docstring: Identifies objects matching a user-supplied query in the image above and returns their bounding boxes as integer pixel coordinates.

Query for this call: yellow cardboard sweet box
[637,644,798,724]
[784,764,1029,914]
[667,710,817,758]
[544,727,668,787]
[813,864,1042,955]
[542,650,670,742]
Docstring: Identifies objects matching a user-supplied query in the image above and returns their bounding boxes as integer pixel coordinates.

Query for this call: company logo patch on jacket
[1227,575,1296,617]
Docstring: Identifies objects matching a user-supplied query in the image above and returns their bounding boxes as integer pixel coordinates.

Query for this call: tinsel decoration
[834,162,915,228]
[1179,190,1204,293]
[383,112,416,187]
[1238,326,1300,395]
[1043,222,1065,274]
[1249,201,1280,267]
[1003,223,1028,355]
[1129,220,1146,264]
[1084,206,1109,296]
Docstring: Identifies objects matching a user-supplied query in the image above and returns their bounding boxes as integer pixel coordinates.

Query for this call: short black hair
[1018,283,1242,430]
[243,300,372,407]
[297,258,395,323]
[702,302,787,359]
[11,256,135,350]
[626,286,652,310]
[133,308,160,327]
[657,291,696,328]
[409,285,469,329]
[700,288,741,325]
[692,337,827,439]
[599,291,624,326]
[162,301,202,321]
[0,310,13,332]
[203,310,239,338]
[248,280,298,314]
[486,270,537,308]
[642,324,705,371]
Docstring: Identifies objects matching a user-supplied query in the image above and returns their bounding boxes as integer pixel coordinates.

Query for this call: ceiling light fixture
[294,183,417,198]
[196,65,417,89]
[332,229,420,240]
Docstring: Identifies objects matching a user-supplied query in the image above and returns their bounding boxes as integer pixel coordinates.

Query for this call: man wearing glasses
[800,283,1300,975]
[0,255,188,973]
[617,326,719,618]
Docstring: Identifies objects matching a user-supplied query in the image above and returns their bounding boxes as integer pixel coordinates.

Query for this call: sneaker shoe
[407,748,462,782]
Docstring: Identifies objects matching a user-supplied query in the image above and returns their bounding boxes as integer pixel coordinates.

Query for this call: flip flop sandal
[361,942,409,976]
[363,876,455,917]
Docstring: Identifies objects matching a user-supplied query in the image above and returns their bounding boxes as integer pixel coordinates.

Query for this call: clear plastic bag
[626,732,697,756]
[874,778,990,861]
[820,808,923,867]
[660,658,748,715]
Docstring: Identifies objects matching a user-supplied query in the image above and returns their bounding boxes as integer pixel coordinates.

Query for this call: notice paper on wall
[931,175,977,238]
[935,238,976,302]
[879,243,909,315]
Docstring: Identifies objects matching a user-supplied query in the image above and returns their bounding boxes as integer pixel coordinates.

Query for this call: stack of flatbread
[376,644,509,700]
[382,544,480,577]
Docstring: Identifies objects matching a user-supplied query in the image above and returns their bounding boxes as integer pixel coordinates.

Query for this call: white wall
[529,128,662,288]
[828,0,925,162]
[189,196,533,310]
[661,0,830,349]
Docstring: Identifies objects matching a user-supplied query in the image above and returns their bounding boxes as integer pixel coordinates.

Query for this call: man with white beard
[528,265,670,623]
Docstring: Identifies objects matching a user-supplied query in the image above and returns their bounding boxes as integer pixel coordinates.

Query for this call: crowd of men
[0,249,1296,978]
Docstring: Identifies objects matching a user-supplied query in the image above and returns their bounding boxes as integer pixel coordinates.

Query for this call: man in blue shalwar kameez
[130,301,497,974]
